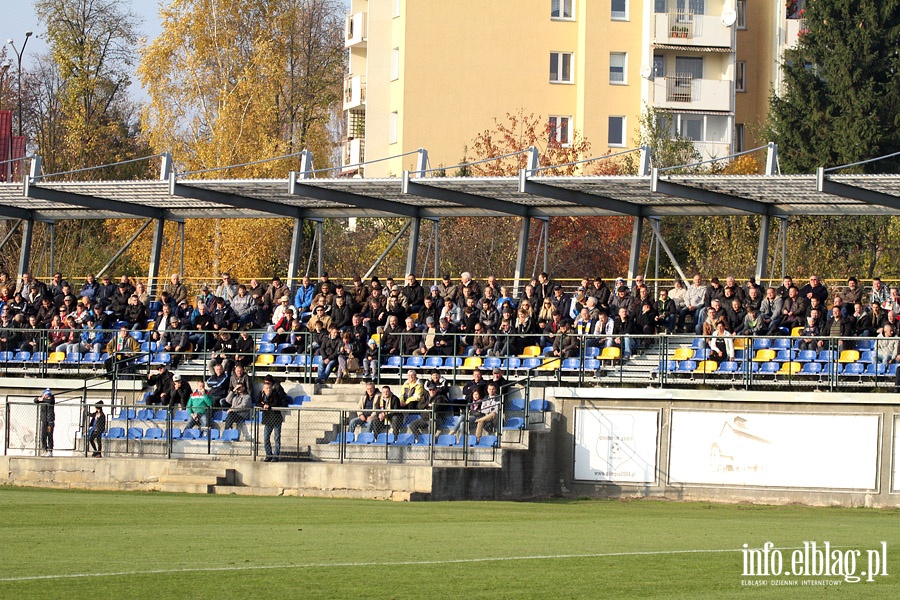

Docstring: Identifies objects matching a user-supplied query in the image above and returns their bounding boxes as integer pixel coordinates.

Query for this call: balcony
[343,75,366,110]
[651,75,731,112]
[653,12,733,48]
[343,138,365,168]
[784,18,806,51]
[345,11,367,48]
[692,141,732,162]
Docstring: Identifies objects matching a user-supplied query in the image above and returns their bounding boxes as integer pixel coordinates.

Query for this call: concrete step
[152,482,216,494]
[210,485,285,496]
[157,473,222,485]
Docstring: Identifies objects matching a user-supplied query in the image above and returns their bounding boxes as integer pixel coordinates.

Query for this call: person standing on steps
[88,401,106,457]
[35,388,55,456]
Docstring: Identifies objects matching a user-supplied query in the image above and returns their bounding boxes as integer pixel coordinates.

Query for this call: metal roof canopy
[2,171,900,219]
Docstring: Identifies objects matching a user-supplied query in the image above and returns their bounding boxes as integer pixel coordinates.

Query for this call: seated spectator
[551,319,579,359]
[471,323,494,357]
[160,317,190,368]
[171,374,192,409]
[410,381,450,438]
[222,382,252,430]
[707,320,734,363]
[316,326,342,384]
[208,331,238,373]
[123,294,148,329]
[612,306,634,359]
[839,277,864,317]
[76,316,107,355]
[474,383,501,443]
[489,319,514,356]
[589,312,614,349]
[370,385,401,436]
[231,285,257,329]
[401,274,425,313]
[655,289,677,334]
[871,277,889,307]
[400,369,424,413]
[725,298,745,333]
[164,273,188,304]
[305,304,331,332]
[188,302,214,351]
[185,381,213,430]
[210,296,237,332]
[215,273,239,305]
[104,326,140,373]
[348,381,380,433]
[428,318,457,356]
[876,323,900,367]
[797,316,821,352]
[737,305,765,337]
[146,364,175,406]
[362,338,380,379]
[440,297,461,327]
[206,362,231,407]
[335,331,358,382]
[294,276,315,315]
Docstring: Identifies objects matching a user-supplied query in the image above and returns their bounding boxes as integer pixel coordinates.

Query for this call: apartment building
[343,1,799,177]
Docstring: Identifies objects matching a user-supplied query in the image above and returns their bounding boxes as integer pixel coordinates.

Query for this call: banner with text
[574,408,659,483]
[669,410,880,489]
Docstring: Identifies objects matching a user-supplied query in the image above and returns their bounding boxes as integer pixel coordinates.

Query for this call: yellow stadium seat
[732,337,746,350]
[777,361,802,376]
[519,345,542,358]
[672,347,694,361]
[461,356,483,370]
[599,347,621,361]
[838,350,860,363]
[790,327,803,337]
[145,321,155,331]
[752,349,776,362]
[369,333,381,345]
[47,351,66,364]
[693,360,719,374]
[537,357,562,371]
[254,354,275,367]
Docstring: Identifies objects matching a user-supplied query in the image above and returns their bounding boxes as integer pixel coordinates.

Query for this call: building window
[611,0,628,20]
[735,61,746,92]
[736,0,747,29]
[549,116,572,146]
[652,55,666,78]
[389,112,398,144]
[654,0,667,12]
[608,116,625,147]
[391,48,400,81]
[551,0,574,20]
[609,52,627,84]
[677,0,705,15]
[735,124,745,153]
[550,52,574,83]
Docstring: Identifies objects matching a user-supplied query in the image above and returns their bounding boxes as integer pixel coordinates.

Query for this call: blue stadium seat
[261,331,276,343]
[561,358,581,371]
[274,354,293,368]
[145,427,164,440]
[105,427,125,439]
[330,432,353,444]
[443,357,462,368]
[212,410,227,423]
[435,434,458,446]
[815,350,835,363]
[501,357,521,370]
[203,429,220,440]
[800,362,822,375]
[863,363,884,377]
[483,357,502,370]
[583,358,600,371]
[394,433,415,446]
[759,362,780,375]
[584,346,600,358]
[521,357,542,370]
[676,360,697,374]
[842,363,865,376]
[752,338,772,350]
[151,352,171,366]
[772,338,792,350]
[529,399,550,412]
[795,350,817,363]
[507,398,526,411]
[173,410,189,422]
[169,428,183,440]
[350,432,375,445]
[774,349,793,362]
[856,339,875,352]
[503,417,525,430]
[127,427,143,439]
[182,429,202,440]
[114,408,136,420]
[221,429,240,442]
[888,364,899,377]
[275,343,293,353]
[424,356,443,369]
[402,356,425,369]
[136,408,155,420]
[718,361,740,375]
[293,354,310,367]
[414,434,432,446]
[385,356,403,368]
[440,415,460,429]
[154,408,170,420]
[858,351,876,364]
[374,432,395,445]
[258,342,276,354]
[477,435,498,448]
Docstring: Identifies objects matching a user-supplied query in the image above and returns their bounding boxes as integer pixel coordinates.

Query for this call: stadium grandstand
[2,142,900,506]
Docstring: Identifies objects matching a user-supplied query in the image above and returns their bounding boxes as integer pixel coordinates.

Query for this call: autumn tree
[34,0,150,177]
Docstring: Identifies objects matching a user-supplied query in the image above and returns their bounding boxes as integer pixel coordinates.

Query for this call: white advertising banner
[893,415,900,493]
[574,408,659,483]
[669,410,880,490]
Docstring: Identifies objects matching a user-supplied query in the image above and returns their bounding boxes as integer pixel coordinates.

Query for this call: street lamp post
[1,62,11,182]
[0,62,10,112]
[7,30,33,137]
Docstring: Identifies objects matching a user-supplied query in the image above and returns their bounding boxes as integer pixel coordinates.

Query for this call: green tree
[766,1,900,174]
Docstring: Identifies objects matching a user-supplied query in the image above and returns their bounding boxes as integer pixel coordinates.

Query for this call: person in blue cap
[35,388,55,456]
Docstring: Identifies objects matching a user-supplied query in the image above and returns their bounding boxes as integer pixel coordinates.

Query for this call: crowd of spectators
[3,269,900,381]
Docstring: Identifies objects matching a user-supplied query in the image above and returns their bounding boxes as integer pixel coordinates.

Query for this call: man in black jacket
[257,375,288,461]
[146,364,175,406]
[316,326,343,384]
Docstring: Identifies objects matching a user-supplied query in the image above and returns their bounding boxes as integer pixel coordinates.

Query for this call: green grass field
[0,487,897,599]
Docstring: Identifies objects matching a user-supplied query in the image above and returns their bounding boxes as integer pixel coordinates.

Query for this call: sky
[4,0,164,102]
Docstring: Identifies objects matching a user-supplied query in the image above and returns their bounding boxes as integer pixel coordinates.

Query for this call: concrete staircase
[153,460,236,493]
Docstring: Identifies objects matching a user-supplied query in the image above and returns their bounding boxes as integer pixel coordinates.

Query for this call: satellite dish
[722,7,737,26]
[640,65,653,79]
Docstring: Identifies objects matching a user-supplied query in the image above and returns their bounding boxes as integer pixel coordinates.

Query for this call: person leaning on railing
[185,381,213,430]
[104,326,140,374]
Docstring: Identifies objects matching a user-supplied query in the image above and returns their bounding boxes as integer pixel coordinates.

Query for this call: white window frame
[389,112,398,145]
[393,0,401,18]
[609,52,627,85]
[551,0,575,20]
[550,52,574,84]
[549,116,572,147]
[611,0,628,21]
[736,0,747,29]
[735,61,746,92]
[608,116,626,147]
[391,48,400,81]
